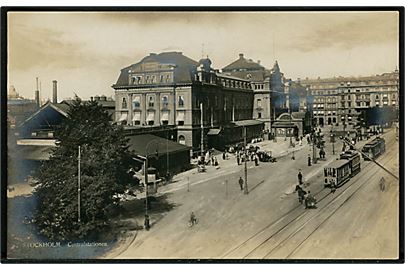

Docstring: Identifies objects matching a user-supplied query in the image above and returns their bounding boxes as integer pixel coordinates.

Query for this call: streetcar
[324,150,361,188]
[362,137,385,161]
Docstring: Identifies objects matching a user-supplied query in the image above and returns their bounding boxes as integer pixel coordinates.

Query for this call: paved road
[114,128,397,259]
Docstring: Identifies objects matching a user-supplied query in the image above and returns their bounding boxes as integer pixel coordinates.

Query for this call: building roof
[326,159,350,169]
[16,145,55,161]
[114,52,199,87]
[61,99,115,108]
[127,134,190,156]
[271,122,297,128]
[291,112,307,119]
[222,53,265,72]
[232,119,264,127]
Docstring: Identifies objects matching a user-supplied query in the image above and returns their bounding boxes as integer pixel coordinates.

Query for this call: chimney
[239,53,244,59]
[35,77,40,108]
[52,80,58,103]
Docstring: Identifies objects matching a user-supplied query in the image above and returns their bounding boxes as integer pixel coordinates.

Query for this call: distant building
[7,85,38,129]
[222,53,271,130]
[112,52,262,152]
[301,70,399,130]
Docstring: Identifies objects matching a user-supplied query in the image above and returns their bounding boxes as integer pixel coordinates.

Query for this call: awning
[161,111,169,121]
[207,129,221,135]
[132,112,141,121]
[146,112,155,122]
[118,113,128,122]
[177,111,185,122]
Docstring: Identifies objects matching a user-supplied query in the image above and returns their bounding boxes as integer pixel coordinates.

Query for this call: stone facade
[301,70,399,129]
[112,52,257,151]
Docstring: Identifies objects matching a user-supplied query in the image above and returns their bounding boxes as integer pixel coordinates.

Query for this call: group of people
[236,150,259,166]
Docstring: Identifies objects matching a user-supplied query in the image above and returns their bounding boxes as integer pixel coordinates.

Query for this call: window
[122,98,127,109]
[160,75,164,83]
[365,102,370,107]
[178,96,184,107]
[148,96,154,107]
[178,121,184,126]
[347,95,351,100]
[258,112,262,118]
[257,99,262,108]
[166,74,171,82]
[134,121,141,125]
[133,96,141,109]
[162,95,169,108]
[151,75,156,83]
[178,135,186,145]
[376,95,379,99]
[347,102,352,107]
[145,76,150,84]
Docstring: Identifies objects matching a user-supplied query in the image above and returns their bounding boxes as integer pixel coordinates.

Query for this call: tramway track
[222,132,396,259]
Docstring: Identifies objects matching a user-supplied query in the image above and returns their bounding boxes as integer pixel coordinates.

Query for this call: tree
[34,99,134,241]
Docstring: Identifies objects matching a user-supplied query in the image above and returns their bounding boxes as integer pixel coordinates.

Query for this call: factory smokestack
[52,80,58,103]
[35,77,40,108]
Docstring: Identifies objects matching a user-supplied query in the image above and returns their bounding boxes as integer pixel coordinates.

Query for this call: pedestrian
[214,157,218,166]
[238,176,244,190]
[211,155,215,166]
[307,154,311,166]
[237,155,240,165]
[307,136,310,144]
[298,170,303,185]
[254,154,259,166]
[222,152,226,160]
[144,214,150,231]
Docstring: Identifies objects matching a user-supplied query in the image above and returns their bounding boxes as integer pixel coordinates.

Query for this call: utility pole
[144,156,149,215]
[312,131,317,164]
[200,102,204,156]
[244,126,248,195]
[78,146,81,223]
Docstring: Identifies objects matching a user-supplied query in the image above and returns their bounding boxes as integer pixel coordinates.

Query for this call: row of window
[121,95,185,109]
[220,79,251,89]
[130,74,172,85]
[312,86,398,95]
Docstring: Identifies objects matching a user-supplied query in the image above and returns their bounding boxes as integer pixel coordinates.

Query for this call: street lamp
[142,139,161,230]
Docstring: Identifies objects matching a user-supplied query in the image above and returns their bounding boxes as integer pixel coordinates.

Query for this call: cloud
[286,13,398,52]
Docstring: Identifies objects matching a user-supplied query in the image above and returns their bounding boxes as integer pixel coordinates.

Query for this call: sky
[7,11,399,101]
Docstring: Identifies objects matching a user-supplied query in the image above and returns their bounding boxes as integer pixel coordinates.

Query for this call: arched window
[122,97,127,109]
[178,135,186,145]
[178,96,184,107]
[133,96,141,109]
[148,96,154,107]
[162,95,169,108]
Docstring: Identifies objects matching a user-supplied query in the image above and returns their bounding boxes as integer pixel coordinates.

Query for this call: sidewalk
[157,138,306,194]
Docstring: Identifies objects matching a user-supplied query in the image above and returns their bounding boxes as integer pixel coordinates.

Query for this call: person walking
[214,157,218,166]
[144,214,150,231]
[298,170,303,185]
[237,154,241,165]
[238,176,244,191]
[254,154,259,166]
[222,152,226,160]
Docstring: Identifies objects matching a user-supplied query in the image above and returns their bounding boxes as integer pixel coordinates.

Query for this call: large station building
[112,52,263,152]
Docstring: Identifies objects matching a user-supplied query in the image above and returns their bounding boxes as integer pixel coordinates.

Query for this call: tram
[324,150,361,188]
[362,137,386,160]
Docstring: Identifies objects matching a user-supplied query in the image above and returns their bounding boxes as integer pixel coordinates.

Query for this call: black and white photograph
[2,7,402,262]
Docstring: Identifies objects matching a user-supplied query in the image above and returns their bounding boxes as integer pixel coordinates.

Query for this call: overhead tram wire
[339,137,399,181]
